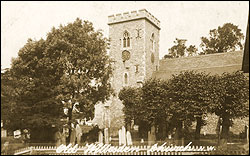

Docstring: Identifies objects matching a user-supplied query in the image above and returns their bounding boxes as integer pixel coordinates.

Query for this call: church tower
[107,9,161,135]
[108,9,160,90]
[93,9,160,136]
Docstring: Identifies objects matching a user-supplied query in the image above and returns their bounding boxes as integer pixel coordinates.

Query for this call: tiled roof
[153,50,244,80]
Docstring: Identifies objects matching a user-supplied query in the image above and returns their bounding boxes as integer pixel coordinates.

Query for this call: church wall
[144,20,160,80]
[109,19,146,93]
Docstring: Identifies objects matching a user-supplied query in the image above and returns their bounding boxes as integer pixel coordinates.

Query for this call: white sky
[1,1,249,69]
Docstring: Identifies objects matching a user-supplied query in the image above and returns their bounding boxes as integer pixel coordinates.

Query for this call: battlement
[108,9,160,29]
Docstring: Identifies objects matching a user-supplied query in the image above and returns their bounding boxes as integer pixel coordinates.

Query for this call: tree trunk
[219,115,230,150]
[162,123,167,140]
[174,120,183,145]
[66,107,73,145]
[195,117,202,140]
[148,124,156,146]
[126,121,131,132]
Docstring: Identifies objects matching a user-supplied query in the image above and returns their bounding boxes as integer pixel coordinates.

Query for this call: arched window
[124,73,128,85]
[123,31,130,48]
[151,33,155,51]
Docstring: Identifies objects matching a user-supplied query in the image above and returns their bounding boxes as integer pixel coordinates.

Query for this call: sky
[1,1,249,69]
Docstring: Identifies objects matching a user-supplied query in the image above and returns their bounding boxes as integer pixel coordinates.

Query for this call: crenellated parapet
[108,9,160,29]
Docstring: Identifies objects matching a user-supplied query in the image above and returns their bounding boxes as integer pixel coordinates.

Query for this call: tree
[5,18,113,143]
[118,86,142,131]
[186,45,198,56]
[46,19,113,143]
[119,79,171,141]
[167,38,198,58]
[9,38,64,142]
[200,23,244,54]
[163,54,173,59]
[140,78,170,141]
[1,68,20,131]
[168,38,187,58]
[167,71,214,141]
[210,71,249,147]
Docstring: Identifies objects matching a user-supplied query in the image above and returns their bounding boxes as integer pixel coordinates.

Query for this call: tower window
[135,65,139,73]
[151,33,155,52]
[124,73,128,85]
[123,31,130,48]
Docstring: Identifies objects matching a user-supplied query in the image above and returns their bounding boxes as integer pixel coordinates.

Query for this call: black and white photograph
[1,1,249,155]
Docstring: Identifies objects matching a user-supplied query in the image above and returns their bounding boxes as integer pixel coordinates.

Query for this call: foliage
[167,71,214,120]
[4,38,63,131]
[211,71,249,120]
[167,71,216,140]
[168,38,187,58]
[118,86,142,125]
[210,71,249,145]
[3,18,113,142]
[186,45,198,56]
[200,23,244,54]
[163,54,173,59]
[140,78,170,126]
[1,69,20,130]
[167,38,198,58]
[46,18,113,121]
[118,79,171,134]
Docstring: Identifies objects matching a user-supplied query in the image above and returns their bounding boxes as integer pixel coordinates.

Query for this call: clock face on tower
[122,50,131,61]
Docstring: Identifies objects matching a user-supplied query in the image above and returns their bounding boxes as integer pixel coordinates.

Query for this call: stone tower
[108,9,160,88]
[93,9,160,136]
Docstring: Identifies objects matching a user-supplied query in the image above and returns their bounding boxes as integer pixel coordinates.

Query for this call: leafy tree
[168,38,187,58]
[9,38,64,142]
[141,78,170,140]
[167,71,214,141]
[5,18,113,143]
[1,68,20,131]
[167,38,198,58]
[118,86,142,131]
[210,71,249,147]
[200,23,244,54]
[163,54,173,59]
[186,45,198,56]
[46,19,113,143]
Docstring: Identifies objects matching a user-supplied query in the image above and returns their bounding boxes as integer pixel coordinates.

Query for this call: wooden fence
[13,145,249,155]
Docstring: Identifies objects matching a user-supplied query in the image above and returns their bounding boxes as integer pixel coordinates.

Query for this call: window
[123,31,130,48]
[135,65,139,73]
[124,73,128,85]
[151,33,155,51]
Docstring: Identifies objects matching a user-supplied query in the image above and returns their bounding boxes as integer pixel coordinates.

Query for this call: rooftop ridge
[160,50,243,62]
[108,9,160,29]
[157,63,242,72]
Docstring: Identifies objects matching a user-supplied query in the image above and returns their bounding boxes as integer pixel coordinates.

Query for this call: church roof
[153,50,244,80]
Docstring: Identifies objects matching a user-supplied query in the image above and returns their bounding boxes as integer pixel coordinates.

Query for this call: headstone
[119,129,122,146]
[14,130,21,139]
[55,131,62,147]
[70,125,76,146]
[1,129,7,137]
[246,125,249,141]
[126,131,132,145]
[121,126,127,145]
[148,125,156,146]
[104,128,109,144]
[140,138,144,143]
[98,131,103,144]
[76,124,82,145]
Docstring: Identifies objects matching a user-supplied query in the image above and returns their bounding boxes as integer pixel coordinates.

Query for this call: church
[92,9,248,137]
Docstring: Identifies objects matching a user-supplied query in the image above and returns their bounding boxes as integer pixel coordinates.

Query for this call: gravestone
[98,131,103,144]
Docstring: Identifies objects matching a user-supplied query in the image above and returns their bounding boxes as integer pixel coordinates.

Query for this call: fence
[12,144,249,155]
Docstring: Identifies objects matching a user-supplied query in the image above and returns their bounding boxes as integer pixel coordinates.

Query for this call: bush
[1,136,26,155]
